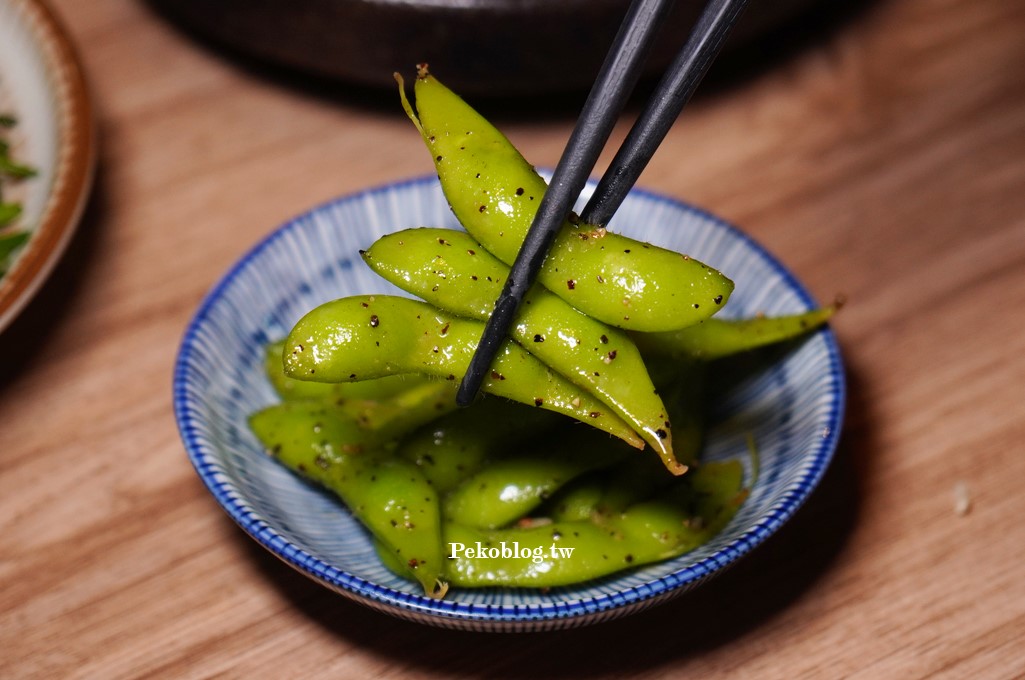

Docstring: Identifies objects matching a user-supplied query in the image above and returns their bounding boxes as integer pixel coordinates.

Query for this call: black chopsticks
[456,0,752,407]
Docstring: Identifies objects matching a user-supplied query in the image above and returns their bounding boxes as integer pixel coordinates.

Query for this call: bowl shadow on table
[232,353,875,677]
[0,155,108,390]
[141,0,879,124]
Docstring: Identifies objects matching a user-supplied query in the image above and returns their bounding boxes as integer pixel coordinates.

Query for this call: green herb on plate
[0,108,36,277]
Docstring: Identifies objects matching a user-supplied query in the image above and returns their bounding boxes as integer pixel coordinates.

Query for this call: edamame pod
[398,397,564,493]
[341,380,459,432]
[249,402,448,596]
[544,472,607,522]
[633,305,838,361]
[263,348,460,433]
[398,68,734,332]
[250,401,382,460]
[265,340,429,402]
[544,363,709,520]
[284,295,644,448]
[443,428,632,530]
[586,362,709,515]
[594,450,678,517]
[363,227,683,472]
[442,462,745,588]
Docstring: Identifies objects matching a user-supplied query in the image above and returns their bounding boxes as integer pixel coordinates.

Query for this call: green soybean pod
[593,450,678,517]
[443,428,633,530]
[538,362,709,523]
[442,466,744,588]
[373,537,417,581]
[284,295,644,449]
[534,360,709,525]
[363,228,682,472]
[260,365,459,435]
[633,305,839,361]
[398,69,734,332]
[249,402,448,596]
[340,380,459,432]
[682,460,748,521]
[442,521,653,588]
[265,340,429,402]
[250,401,382,462]
[654,359,708,468]
[398,397,565,494]
[578,361,708,515]
[543,472,608,522]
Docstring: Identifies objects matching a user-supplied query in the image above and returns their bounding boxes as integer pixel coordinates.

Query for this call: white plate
[0,0,95,332]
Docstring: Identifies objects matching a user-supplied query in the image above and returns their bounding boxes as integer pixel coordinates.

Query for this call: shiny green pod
[398,69,734,332]
[363,227,683,473]
[338,380,459,432]
[633,305,838,361]
[248,401,448,596]
[543,362,709,521]
[442,428,632,530]
[265,338,460,432]
[564,361,708,518]
[264,340,429,402]
[440,462,746,588]
[284,294,645,448]
[544,472,607,522]
[441,520,678,588]
[398,397,564,493]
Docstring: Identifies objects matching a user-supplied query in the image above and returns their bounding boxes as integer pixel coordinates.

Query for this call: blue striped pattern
[173,176,845,631]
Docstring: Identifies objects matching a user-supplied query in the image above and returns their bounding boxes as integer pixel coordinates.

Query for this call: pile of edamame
[249,69,836,597]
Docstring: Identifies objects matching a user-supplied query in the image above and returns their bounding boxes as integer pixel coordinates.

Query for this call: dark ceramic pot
[149,0,816,95]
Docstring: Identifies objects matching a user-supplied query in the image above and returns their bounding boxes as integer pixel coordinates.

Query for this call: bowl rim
[173,175,845,627]
[0,0,96,332]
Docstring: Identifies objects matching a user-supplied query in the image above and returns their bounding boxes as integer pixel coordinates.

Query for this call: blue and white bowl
[173,177,845,632]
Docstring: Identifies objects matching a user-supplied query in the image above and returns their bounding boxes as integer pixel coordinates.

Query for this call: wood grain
[2,0,1024,676]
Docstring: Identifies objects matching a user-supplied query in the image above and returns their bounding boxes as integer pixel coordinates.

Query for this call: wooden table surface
[2,0,1024,676]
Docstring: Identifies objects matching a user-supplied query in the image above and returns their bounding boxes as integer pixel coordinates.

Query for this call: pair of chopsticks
[457,0,752,406]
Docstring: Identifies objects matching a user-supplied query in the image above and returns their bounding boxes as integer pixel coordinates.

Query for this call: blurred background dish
[146,0,818,95]
[0,0,94,333]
